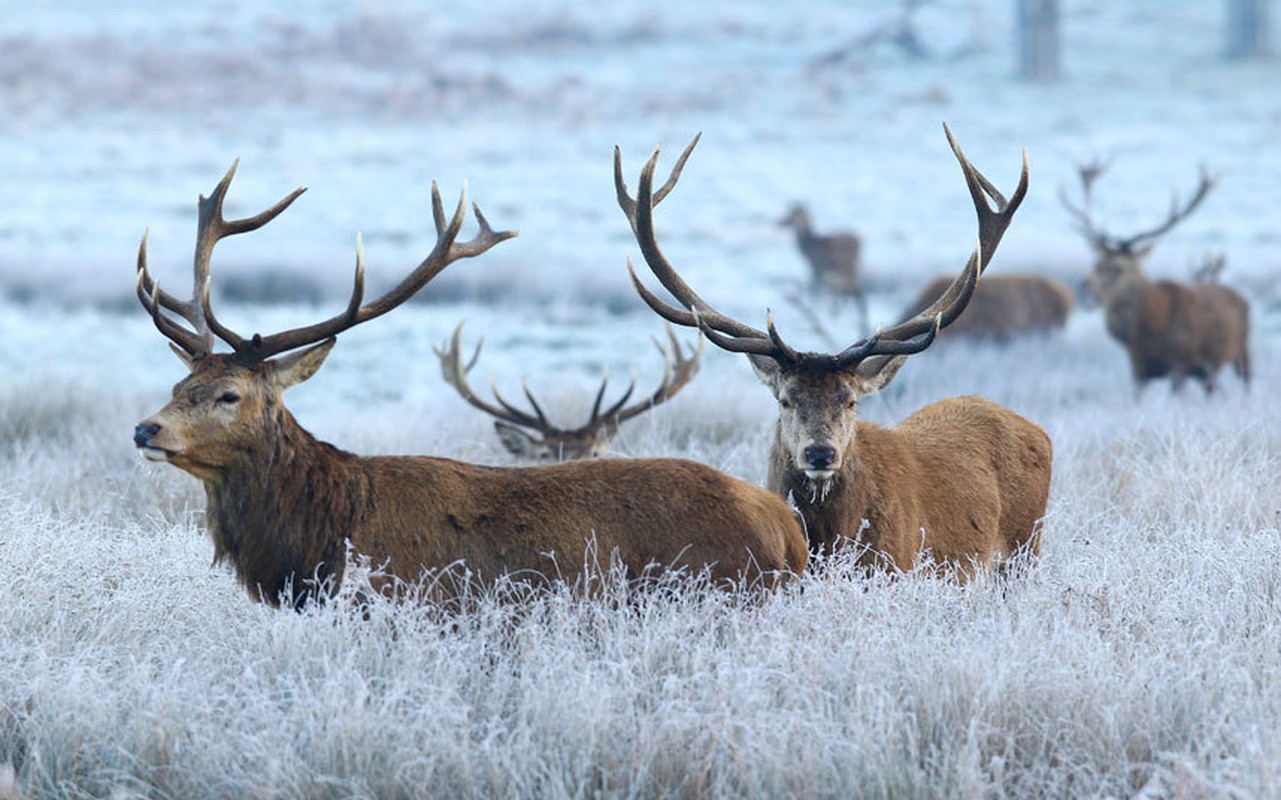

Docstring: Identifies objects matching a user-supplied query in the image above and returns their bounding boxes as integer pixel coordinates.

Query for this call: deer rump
[900,274,1074,342]
[1110,279,1250,386]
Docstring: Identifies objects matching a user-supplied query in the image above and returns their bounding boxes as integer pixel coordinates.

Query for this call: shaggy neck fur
[769,425,885,562]
[203,406,369,609]
[1102,274,1146,345]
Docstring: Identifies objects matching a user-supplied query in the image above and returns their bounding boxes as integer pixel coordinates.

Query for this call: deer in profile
[433,321,704,461]
[133,161,807,608]
[897,273,1074,342]
[778,203,870,333]
[1061,160,1250,394]
[616,127,1051,575]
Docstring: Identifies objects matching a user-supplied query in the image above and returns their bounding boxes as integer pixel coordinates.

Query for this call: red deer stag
[778,203,869,333]
[615,128,1051,575]
[1062,161,1250,394]
[133,161,807,608]
[434,321,703,461]
[897,273,1074,342]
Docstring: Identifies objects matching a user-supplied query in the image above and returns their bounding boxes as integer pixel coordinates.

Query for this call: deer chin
[802,470,839,503]
[137,445,173,463]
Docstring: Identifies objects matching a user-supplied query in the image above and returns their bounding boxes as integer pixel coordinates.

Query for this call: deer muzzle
[133,422,169,462]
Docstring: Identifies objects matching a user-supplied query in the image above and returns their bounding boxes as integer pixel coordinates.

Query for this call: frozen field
[2,2,1280,797]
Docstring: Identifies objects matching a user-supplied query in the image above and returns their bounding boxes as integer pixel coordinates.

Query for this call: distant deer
[616,128,1051,575]
[1061,160,1250,394]
[433,321,703,461]
[133,162,807,608]
[897,273,1074,342]
[778,203,870,332]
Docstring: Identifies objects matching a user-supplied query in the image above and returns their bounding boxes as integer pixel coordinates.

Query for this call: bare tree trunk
[1017,0,1061,81]
[1226,0,1270,60]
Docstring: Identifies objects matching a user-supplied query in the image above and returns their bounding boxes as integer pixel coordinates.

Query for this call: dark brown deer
[778,203,870,332]
[133,161,807,608]
[897,273,1074,342]
[1062,161,1250,393]
[615,127,1051,575]
[433,321,703,460]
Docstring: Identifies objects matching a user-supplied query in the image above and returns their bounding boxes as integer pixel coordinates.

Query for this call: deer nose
[134,422,161,448]
[802,445,837,470]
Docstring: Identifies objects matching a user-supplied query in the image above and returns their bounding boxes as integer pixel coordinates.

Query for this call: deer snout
[801,444,838,471]
[134,422,160,448]
[134,421,171,462]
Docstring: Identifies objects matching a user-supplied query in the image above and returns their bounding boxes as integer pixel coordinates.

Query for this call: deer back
[900,274,1074,341]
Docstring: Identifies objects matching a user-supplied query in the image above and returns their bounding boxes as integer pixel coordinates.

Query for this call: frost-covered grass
[1,298,1279,798]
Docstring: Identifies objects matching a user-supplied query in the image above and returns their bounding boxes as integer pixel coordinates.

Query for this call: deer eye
[779,398,792,409]
[215,392,240,406]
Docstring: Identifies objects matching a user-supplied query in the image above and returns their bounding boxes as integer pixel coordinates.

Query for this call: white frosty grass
[2,305,1280,798]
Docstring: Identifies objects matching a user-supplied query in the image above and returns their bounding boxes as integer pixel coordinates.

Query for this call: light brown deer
[133,161,807,608]
[434,321,703,461]
[778,203,869,332]
[897,273,1074,342]
[615,127,1051,575]
[1062,161,1250,393]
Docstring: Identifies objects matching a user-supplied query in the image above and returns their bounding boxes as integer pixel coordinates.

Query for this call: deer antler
[138,160,518,364]
[1061,158,1217,254]
[616,124,1029,372]
[434,321,703,455]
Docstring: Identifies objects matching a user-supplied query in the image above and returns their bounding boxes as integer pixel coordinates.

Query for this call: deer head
[133,160,517,478]
[433,321,703,460]
[1061,158,1217,306]
[615,127,1028,498]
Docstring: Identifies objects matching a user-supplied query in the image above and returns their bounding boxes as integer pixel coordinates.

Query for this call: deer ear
[494,421,552,460]
[271,337,337,390]
[748,353,781,388]
[853,355,907,395]
[169,343,196,371]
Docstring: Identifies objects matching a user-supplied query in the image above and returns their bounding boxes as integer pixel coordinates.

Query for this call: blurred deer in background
[616,127,1051,576]
[778,203,870,333]
[896,273,1074,342]
[434,321,703,460]
[133,162,807,608]
[1062,159,1250,394]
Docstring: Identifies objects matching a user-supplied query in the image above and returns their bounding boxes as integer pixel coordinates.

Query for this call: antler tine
[236,181,518,363]
[618,137,802,365]
[433,322,547,429]
[136,229,214,358]
[1116,164,1218,251]
[604,323,705,428]
[195,161,309,355]
[839,126,1027,365]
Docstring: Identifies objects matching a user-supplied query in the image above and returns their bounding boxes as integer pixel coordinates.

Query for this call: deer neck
[203,408,368,608]
[1101,272,1148,344]
[767,426,878,558]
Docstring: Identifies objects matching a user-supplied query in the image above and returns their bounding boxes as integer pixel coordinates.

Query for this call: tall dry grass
[1,303,1278,798]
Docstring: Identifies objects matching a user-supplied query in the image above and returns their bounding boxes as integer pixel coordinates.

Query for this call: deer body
[1093,269,1250,390]
[135,163,807,607]
[779,204,862,296]
[769,395,1050,568]
[1064,161,1250,394]
[616,128,1050,576]
[900,274,1073,342]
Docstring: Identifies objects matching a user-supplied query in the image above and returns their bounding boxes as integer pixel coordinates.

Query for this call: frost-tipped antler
[434,322,703,459]
[137,160,518,363]
[615,124,1029,373]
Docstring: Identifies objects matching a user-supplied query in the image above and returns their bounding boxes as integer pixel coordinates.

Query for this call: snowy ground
[2,2,1281,797]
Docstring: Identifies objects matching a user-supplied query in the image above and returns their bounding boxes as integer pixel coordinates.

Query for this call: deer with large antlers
[434,321,703,461]
[133,162,807,608]
[1062,160,1250,394]
[615,128,1051,575]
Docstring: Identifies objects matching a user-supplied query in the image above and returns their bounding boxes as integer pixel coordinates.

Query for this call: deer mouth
[137,445,174,463]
